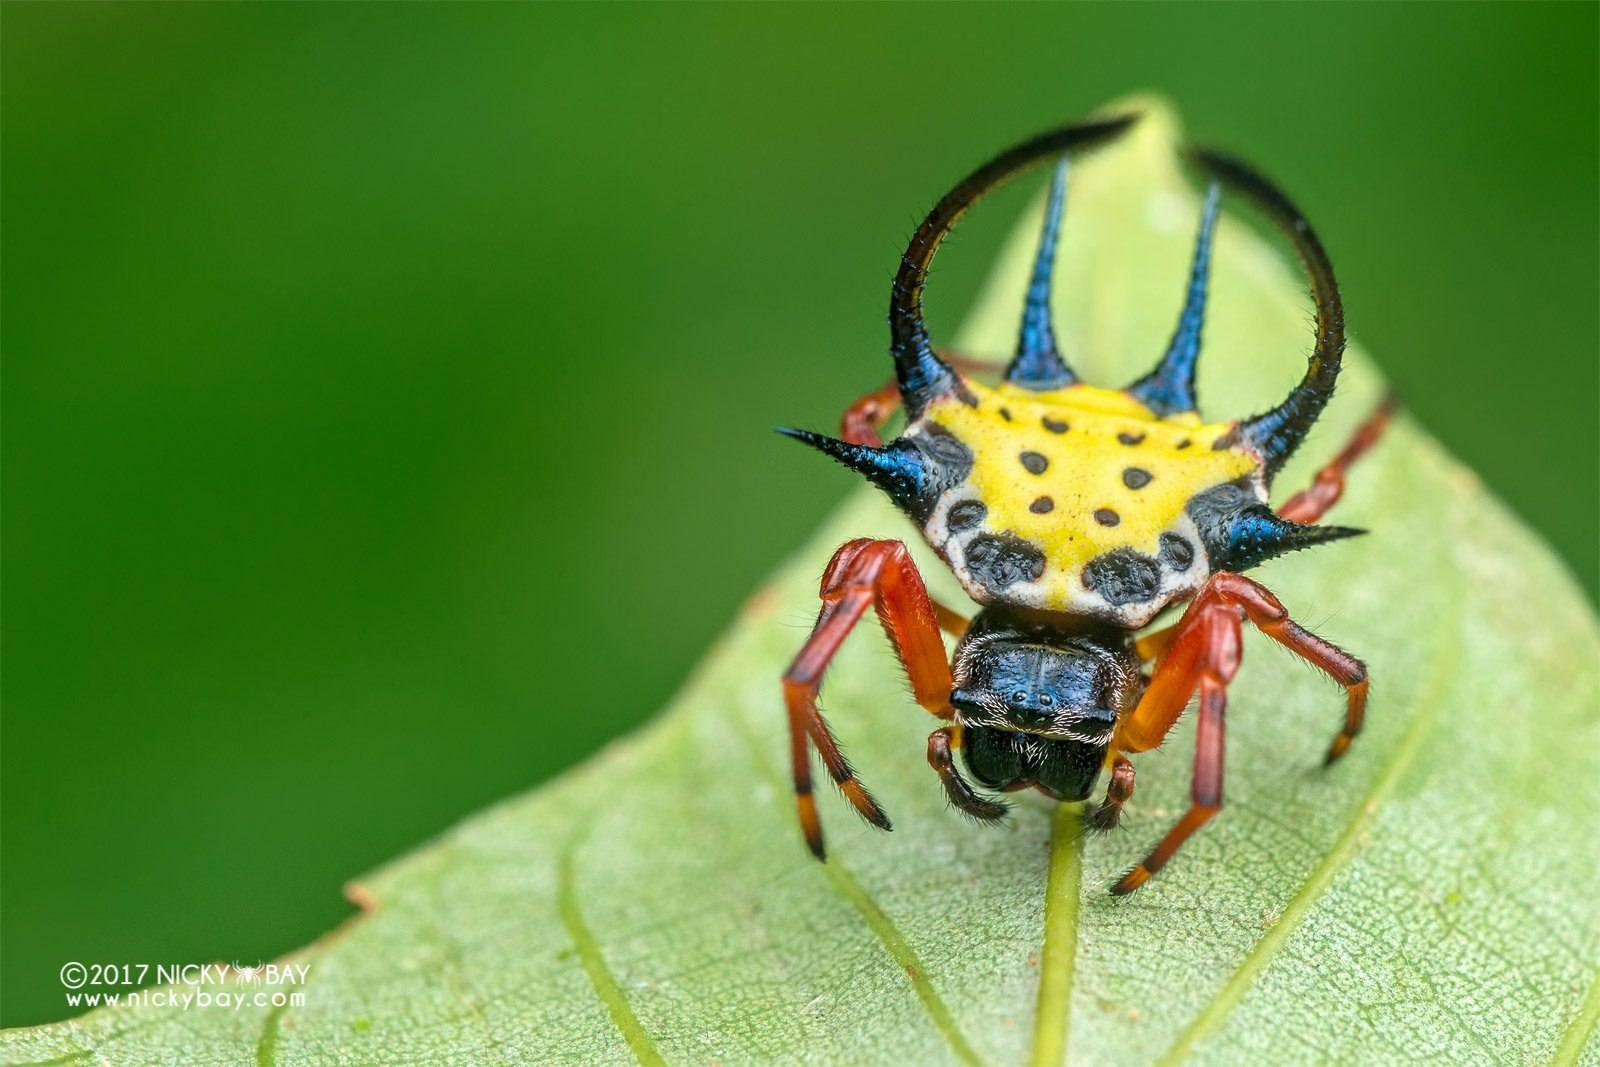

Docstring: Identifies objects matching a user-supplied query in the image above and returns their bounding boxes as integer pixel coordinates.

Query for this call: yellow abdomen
[911,380,1261,626]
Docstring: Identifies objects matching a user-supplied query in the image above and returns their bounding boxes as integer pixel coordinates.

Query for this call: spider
[778,114,1395,894]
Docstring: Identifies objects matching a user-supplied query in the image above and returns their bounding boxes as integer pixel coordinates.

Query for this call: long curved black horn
[1194,149,1346,480]
[1003,159,1075,389]
[1126,181,1220,414]
[889,115,1139,418]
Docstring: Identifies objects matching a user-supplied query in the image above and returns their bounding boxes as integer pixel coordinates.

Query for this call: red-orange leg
[839,354,999,447]
[932,601,970,639]
[1086,754,1136,832]
[783,538,957,860]
[1133,620,1180,662]
[927,725,1008,821]
[1113,614,1234,895]
[1278,393,1398,524]
[1110,572,1368,894]
[840,381,902,449]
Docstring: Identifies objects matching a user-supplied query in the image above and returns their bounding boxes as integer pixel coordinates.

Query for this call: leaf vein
[1155,562,1464,1065]
[253,997,292,1067]
[557,837,668,1067]
[3,1052,94,1067]
[1552,965,1600,1067]
[725,708,985,1066]
[821,860,986,1067]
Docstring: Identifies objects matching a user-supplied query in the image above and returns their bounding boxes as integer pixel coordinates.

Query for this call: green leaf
[6,97,1597,1067]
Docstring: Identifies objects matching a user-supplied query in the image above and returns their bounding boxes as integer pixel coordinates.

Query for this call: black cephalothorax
[949,610,1140,808]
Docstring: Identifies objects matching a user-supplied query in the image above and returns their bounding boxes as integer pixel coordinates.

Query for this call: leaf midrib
[1030,802,1085,1067]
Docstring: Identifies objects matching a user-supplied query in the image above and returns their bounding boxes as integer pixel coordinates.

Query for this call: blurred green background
[3,2,1595,1028]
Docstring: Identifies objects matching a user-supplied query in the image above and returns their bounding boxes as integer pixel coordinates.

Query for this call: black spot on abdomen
[1042,416,1069,434]
[1019,451,1049,475]
[1158,533,1194,571]
[947,499,987,532]
[913,424,975,487]
[1029,496,1055,514]
[1118,432,1146,446]
[965,534,1047,592]
[1093,508,1121,527]
[1082,549,1162,606]
[1123,467,1152,489]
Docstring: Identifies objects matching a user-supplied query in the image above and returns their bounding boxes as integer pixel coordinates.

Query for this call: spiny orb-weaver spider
[779,114,1395,895]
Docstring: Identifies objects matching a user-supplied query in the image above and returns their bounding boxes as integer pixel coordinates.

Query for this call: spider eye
[1039,693,1054,707]
[1011,689,1028,705]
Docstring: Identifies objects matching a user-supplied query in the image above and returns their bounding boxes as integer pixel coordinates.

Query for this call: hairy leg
[1109,572,1367,892]
[783,538,958,859]
[1086,754,1136,832]
[927,725,1008,821]
[839,354,1000,447]
[1113,604,1237,894]
[1278,393,1398,524]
